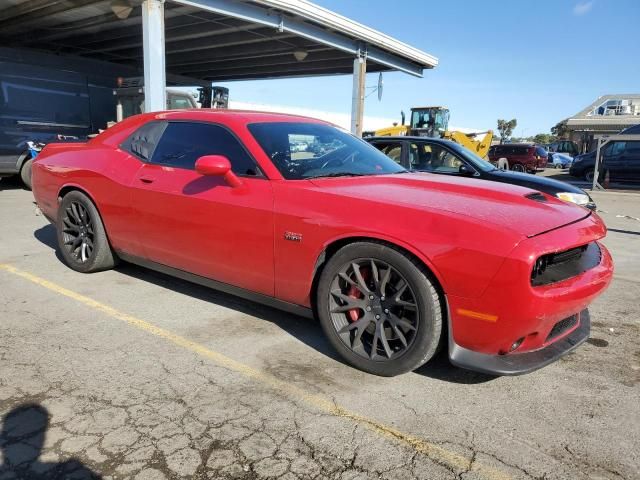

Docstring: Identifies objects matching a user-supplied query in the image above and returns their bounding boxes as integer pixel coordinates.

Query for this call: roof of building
[566,94,640,130]
[0,0,438,83]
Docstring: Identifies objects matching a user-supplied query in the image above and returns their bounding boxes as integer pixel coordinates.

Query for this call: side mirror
[195,155,242,187]
[458,164,475,176]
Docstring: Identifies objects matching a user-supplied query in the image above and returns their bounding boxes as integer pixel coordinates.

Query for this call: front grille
[531,242,601,286]
[546,314,579,342]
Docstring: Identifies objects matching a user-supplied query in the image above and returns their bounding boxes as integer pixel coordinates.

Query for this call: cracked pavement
[0,181,639,479]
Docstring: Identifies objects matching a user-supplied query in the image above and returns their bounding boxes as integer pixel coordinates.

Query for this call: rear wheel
[57,191,117,273]
[584,169,595,182]
[511,163,525,173]
[316,242,442,376]
[19,158,33,190]
[497,158,509,170]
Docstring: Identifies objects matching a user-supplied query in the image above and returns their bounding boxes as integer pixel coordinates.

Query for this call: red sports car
[32,111,613,376]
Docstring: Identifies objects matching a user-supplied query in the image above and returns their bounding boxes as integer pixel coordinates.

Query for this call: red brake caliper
[347,268,370,322]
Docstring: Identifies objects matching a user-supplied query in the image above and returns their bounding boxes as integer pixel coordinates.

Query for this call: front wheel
[57,191,117,273]
[316,242,442,376]
[511,163,525,173]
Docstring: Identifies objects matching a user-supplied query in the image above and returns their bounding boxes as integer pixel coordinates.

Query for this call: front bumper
[449,309,590,375]
[445,213,612,374]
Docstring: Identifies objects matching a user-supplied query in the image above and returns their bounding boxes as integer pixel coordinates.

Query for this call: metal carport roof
[0,0,438,82]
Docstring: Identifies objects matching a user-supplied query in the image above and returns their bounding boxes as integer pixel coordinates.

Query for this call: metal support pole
[142,0,166,113]
[350,52,366,137]
[592,137,608,191]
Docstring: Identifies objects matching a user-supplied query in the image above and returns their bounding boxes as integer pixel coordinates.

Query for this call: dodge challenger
[32,111,613,377]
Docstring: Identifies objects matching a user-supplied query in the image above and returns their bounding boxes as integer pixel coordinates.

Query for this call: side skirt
[115,251,314,320]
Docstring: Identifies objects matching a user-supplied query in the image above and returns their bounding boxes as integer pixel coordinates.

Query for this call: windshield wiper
[304,172,368,179]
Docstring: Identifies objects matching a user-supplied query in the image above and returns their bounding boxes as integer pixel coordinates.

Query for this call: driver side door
[127,120,275,296]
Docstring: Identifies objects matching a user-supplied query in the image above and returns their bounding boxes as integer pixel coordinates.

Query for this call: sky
[219,0,640,135]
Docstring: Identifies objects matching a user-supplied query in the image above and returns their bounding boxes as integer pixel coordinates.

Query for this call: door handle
[139,176,155,184]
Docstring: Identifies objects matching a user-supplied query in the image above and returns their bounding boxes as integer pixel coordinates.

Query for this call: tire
[20,158,33,190]
[584,169,594,182]
[497,158,509,170]
[56,191,117,273]
[511,163,525,173]
[316,241,442,376]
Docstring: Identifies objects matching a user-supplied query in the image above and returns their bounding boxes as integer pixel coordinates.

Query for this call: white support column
[350,52,366,137]
[142,0,166,113]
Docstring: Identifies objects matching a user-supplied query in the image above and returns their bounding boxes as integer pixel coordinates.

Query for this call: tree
[497,119,517,144]
[532,133,557,145]
[551,120,570,139]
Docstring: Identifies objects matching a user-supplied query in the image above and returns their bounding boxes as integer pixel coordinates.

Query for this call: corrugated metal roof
[0,0,437,83]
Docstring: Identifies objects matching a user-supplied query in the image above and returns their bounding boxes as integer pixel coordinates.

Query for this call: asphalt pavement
[0,177,638,480]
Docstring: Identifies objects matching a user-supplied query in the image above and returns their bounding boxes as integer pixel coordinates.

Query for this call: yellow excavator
[368,106,494,158]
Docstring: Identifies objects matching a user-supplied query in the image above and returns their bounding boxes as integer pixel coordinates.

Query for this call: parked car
[488,144,547,173]
[32,111,612,377]
[0,47,120,188]
[548,152,573,169]
[366,136,595,209]
[546,140,580,157]
[570,138,640,183]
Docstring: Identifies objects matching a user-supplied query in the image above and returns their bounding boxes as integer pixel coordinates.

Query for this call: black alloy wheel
[329,259,418,360]
[317,242,442,376]
[57,191,117,273]
[61,201,95,264]
[511,163,525,173]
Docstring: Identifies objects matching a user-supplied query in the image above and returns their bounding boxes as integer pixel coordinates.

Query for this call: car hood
[489,169,586,195]
[309,173,590,238]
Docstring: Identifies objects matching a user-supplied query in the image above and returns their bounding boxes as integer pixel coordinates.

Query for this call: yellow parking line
[0,263,510,480]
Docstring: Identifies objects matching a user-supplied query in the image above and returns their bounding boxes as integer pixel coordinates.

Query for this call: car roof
[365,135,452,144]
[621,124,640,134]
[145,109,331,125]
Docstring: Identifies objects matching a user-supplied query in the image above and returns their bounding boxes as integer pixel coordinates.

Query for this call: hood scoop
[525,192,548,203]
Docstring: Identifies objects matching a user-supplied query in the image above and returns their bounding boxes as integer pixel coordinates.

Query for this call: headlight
[556,192,590,206]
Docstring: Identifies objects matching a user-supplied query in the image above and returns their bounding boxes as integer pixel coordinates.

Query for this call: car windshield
[248,122,406,180]
[445,141,497,172]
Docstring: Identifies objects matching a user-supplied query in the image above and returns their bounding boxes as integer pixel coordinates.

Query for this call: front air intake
[531,242,601,286]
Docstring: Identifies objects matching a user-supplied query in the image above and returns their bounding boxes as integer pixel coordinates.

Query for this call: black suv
[570,130,640,183]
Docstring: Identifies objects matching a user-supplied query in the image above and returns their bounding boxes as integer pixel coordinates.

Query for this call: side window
[123,121,167,161]
[167,95,193,110]
[625,142,640,160]
[608,141,626,156]
[371,142,403,165]
[410,143,463,173]
[151,122,259,175]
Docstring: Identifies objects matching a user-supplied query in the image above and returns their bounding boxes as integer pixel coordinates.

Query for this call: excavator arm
[442,130,494,158]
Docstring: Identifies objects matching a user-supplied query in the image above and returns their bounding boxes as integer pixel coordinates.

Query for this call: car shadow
[414,350,497,384]
[0,177,23,191]
[33,223,498,384]
[0,403,101,479]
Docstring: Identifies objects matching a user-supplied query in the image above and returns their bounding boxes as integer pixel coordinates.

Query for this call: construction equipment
[367,106,494,158]
[113,77,229,122]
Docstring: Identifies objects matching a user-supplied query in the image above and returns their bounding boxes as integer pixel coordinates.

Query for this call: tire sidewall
[20,158,33,190]
[56,191,114,273]
[584,169,594,182]
[316,242,442,376]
